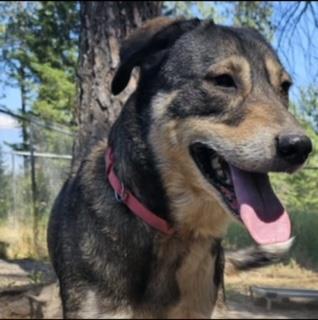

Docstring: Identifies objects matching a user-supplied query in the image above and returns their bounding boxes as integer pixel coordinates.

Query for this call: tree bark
[72,1,162,169]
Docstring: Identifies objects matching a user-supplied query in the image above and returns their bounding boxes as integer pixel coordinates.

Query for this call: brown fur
[49,17,311,319]
[150,93,231,238]
[265,55,292,89]
[166,239,218,318]
[205,55,252,97]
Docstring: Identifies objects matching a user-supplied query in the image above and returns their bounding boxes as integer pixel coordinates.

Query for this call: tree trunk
[19,66,29,174]
[72,1,162,169]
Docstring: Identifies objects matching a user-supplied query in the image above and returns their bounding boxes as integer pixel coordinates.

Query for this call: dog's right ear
[111,17,201,95]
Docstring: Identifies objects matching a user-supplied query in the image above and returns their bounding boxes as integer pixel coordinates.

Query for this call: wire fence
[0,109,73,258]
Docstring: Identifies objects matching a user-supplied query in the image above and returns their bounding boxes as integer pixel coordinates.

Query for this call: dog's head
[112,18,312,241]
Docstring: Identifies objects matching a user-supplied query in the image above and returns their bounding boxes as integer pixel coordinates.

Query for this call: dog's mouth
[189,143,291,245]
[189,143,238,214]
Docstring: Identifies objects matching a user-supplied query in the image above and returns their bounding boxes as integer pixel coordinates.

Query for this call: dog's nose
[277,134,312,165]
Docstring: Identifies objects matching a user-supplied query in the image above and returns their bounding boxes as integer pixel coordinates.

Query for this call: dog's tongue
[229,166,291,245]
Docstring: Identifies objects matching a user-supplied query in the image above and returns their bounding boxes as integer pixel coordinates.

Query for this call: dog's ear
[111,17,201,95]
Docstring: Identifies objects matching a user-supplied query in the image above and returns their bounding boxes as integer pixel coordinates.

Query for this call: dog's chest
[166,240,218,318]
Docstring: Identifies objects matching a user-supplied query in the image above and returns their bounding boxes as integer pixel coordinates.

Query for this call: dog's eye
[281,80,292,96]
[206,74,237,89]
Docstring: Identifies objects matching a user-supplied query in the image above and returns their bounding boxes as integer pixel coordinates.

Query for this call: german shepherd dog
[48,17,312,318]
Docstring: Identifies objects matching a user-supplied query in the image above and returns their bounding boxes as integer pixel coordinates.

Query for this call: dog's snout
[277,134,312,165]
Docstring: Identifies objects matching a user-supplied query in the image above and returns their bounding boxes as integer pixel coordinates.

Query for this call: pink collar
[105,148,175,236]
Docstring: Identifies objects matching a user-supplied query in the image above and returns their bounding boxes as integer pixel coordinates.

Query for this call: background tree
[28,1,79,126]
[274,2,318,83]
[0,2,37,167]
[0,1,79,256]
[233,1,275,39]
[72,1,162,167]
[0,1,79,152]
[162,1,216,20]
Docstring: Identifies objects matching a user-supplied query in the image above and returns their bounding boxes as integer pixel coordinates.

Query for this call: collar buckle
[114,182,128,202]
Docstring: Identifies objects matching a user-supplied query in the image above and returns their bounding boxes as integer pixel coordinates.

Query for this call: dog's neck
[108,94,171,223]
[108,93,230,239]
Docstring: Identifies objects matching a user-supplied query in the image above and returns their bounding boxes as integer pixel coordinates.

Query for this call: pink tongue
[230,166,291,245]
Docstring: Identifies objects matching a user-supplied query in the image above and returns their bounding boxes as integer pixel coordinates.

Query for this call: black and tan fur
[48,17,309,318]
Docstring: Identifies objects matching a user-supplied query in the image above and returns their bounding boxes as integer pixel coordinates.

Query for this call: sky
[0,2,317,159]
[0,86,22,153]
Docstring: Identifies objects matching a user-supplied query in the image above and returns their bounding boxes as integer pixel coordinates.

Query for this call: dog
[48,17,312,318]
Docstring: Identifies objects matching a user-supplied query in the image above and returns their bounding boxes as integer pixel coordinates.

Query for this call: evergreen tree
[0,1,79,130]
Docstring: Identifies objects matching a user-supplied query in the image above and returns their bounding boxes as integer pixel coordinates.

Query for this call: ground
[214,262,318,319]
[0,259,317,319]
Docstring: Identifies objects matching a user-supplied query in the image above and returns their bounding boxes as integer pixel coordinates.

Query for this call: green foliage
[299,86,318,131]
[25,1,79,71]
[31,63,76,124]
[25,1,79,126]
[291,210,318,268]
[0,2,37,110]
[0,1,79,126]
[233,1,275,39]
[163,1,275,39]
[163,2,217,20]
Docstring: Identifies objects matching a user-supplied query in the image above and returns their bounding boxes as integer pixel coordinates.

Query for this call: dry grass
[0,220,48,260]
[226,260,318,294]
[0,219,318,319]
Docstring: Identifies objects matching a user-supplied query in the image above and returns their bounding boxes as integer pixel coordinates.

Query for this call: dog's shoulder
[79,139,108,191]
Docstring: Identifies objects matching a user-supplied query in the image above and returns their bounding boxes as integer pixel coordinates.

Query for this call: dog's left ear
[111,17,201,95]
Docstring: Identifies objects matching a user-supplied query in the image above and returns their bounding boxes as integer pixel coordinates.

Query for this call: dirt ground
[214,263,318,319]
[0,259,318,319]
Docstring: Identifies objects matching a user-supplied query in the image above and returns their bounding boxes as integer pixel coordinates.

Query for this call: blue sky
[0,2,317,156]
[0,86,22,152]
